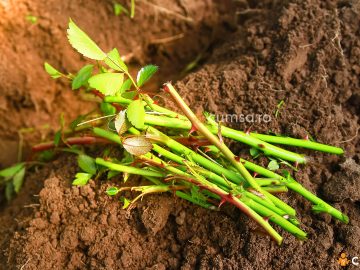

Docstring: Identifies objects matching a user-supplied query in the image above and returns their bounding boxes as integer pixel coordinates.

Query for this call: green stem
[95,126,296,216]
[105,95,342,157]
[164,83,274,205]
[144,114,306,163]
[261,185,288,193]
[250,133,344,155]
[142,94,188,120]
[96,158,165,178]
[139,153,283,244]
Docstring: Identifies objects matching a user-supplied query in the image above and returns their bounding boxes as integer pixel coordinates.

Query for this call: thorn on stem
[189,124,198,135]
[294,161,299,169]
[218,197,227,208]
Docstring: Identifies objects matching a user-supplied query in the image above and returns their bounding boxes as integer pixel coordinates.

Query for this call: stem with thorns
[104,96,343,156]
[164,83,274,205]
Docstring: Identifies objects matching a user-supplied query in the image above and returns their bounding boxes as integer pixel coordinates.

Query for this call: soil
[0,0,360,269]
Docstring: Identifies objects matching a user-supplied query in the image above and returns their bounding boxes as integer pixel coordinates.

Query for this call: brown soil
[1,0,360,269]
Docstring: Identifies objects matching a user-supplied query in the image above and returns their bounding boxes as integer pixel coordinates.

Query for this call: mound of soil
[0,0,234,166]
[1,0,360,269]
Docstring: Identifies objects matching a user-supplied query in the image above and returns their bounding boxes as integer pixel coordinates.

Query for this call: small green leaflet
[121,90,137,99]
[38,150,55,162]
[54,130,62,147]
[121,197,131,209]
[114,3,129,16]
[5,182,14,201]
[126,100,145,129]
[88,73,124,96]
[106,186,119,196]
[44,62,62,79]
[105,48,128,72]
[67,19,107,60]
[100,102,116,116]
[25,15,38,24]
[119,78,132,94]
[13,166,26,193]
[0,163,24,179]
[122,136,153,156]
[249,147,260,158]
[136,65,158,87]
[77,154,97,175]
[72,172,92,186]
[267,160,279,171]
[72,64,94,90]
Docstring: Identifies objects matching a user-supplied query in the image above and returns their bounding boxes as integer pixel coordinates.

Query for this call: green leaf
[44,62,62,79]
[136,65,158,87]
[106,187,119,196]
[100,102,116,116]
[105,48,128,72]
[122,136,153,156]
[54,130,62,147]
[267,160,279,171]
[13,167,26,193]
[5,182,14,201]
[114,3,129,16]
[126,100,145,129]
[72,172,92,186]
[72,64,94,90]
[249,147,260,158]
[88,73,124,96]
[67,19,107,60]
[121,90,137,99]
[121,197,131,209]
[25,15,38,24]
[119,78,132,94]
[0,163,24,179]
[123,172,130,183]
[38,150,55,162]
[78,154,97,175]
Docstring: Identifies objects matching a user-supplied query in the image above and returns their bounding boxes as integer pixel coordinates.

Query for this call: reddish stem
[91,90,123,111]
[32,136,111,152]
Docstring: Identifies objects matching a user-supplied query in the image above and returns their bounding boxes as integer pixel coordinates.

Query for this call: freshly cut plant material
[1,19,348,245]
